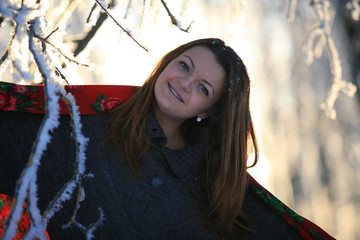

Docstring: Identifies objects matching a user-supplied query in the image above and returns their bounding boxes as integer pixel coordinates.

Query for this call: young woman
[105,38,259,239]
[2,38,319,240]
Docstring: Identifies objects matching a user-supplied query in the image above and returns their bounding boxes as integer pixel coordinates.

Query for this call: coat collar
[145,113,207,202]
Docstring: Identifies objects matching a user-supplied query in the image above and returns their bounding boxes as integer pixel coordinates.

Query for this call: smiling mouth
[168,83,184,103]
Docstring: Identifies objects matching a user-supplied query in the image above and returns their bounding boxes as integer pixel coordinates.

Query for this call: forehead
[180,46,218,64]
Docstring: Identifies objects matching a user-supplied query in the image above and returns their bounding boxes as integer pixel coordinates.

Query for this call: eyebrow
[183,55,215,95]
[184,55,195,68]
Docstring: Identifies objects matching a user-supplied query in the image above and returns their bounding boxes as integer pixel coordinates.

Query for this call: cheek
[191,96,214,112]
[154,73,167,95]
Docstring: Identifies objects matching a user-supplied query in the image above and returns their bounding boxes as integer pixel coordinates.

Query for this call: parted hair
[106,38,258,239]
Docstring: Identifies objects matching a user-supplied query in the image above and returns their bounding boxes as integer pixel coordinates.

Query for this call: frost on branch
[286,0,298,23]
[346,0,360,21]
[0,0,102,239]
[303,0,357,119]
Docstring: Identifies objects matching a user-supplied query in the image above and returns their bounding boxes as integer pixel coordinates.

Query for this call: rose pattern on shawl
[0,91,17,111]
[91,93,123,112]
[0,82,43,112]
[0,194,50,239]
[65,85,86,94]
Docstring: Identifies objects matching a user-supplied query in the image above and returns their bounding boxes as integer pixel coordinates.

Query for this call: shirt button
[151,176,163,188]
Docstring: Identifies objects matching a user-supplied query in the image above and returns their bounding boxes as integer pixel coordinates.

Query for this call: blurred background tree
[0,0,359,239]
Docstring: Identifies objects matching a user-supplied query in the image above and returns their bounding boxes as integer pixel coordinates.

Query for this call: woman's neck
[153,109,186,149]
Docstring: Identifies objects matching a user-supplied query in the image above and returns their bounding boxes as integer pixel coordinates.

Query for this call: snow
[1,1,98,239]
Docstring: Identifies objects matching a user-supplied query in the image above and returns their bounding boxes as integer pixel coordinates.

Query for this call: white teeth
[169,84,184,102]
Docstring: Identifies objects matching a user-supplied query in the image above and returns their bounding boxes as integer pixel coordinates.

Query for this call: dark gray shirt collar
[145,113,207,202]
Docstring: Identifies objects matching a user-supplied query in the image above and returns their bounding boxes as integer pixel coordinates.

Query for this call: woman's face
[154,46,225,122]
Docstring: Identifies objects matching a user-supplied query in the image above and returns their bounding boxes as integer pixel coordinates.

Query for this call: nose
[179,76,194,93]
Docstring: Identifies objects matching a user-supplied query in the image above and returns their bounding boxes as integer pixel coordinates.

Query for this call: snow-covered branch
[304,0,357,119]
[286,0,298,22]
[346,0,360,21]
[0,1,100,239]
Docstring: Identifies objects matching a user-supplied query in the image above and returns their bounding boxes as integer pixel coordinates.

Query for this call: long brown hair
[106,38,258,239]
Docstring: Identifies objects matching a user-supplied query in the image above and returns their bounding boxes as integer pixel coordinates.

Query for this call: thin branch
[73,0,116,57]
[0,15,4,26]
[0,50,8,65]
[346,0,360,21]
[160,0,193,32]
[44,26,59,40]
[34,33,92,68]
[286,0,298,22]
[55,66,70,85]
[138,0,149,29]
[53,0,80,30]
[124,0,133,19]
[94,0,148,51]
[86,3,98,23]
[306,0,357,119]
[73,10,108,57]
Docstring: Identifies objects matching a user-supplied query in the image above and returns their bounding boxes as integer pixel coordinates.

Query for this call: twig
[86,3,98,23]
[138,0,149,29]
[53,0,79,30]
[0,50,8,65]
[94,0,148,51]
[74,10,108,57]
[55,66,70,85]
[305,0,357,119]
[34,33,92,68]
[73,0,116,57]
[124,0,133,19]
[286,0,298,22]
[45,26,59,40]
[0,15,4,26]
[160,0,193,32]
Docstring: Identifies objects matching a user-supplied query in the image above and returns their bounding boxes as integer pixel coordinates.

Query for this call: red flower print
[0,204,11,219]
[13,85,29,94]
[65,85,86,94]
[0,194,50,239]
[18,213,30,232]
[100,97,122,111]
[0,91,17,111]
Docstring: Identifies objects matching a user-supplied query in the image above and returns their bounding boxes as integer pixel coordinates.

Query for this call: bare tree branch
[55,66,70,85]
[34,33,92,68]
[160,0,193,32]
[305,0,357,119]
[73,9,108,57]
[124,0,133,19]
[286,0,298,22]
[0,50,8,65]
[94,0,148,51]
[0,15,4,26]
[73,0,116,57]
[86,3,98,24]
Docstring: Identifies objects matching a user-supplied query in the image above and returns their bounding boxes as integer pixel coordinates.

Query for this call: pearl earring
[196,117,202,122]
